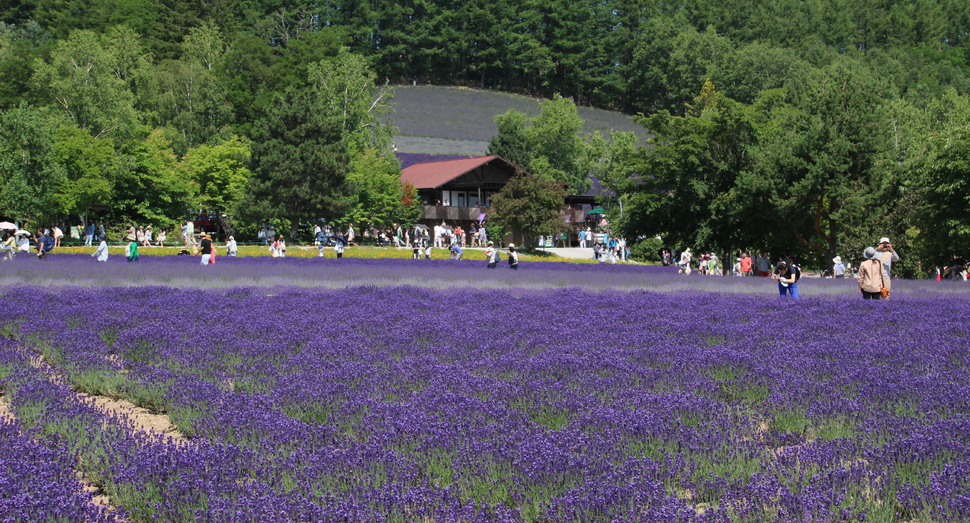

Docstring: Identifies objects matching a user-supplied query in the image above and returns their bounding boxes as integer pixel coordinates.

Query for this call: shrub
[630,237,664,262]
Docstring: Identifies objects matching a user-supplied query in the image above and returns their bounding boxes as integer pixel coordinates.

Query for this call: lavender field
[2,256,970,522]
[390,86,650,154]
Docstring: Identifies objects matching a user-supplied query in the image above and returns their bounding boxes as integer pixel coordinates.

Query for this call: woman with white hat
[832,256,846,278]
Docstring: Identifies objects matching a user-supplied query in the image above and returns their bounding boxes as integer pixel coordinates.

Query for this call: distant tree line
[2,0,970,268]
[3,0,969,116]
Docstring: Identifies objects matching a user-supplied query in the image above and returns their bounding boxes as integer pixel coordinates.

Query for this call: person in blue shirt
[450,243,463,260]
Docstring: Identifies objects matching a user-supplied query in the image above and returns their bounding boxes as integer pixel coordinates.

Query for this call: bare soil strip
[81,393,185,442]
[0,393,12,422]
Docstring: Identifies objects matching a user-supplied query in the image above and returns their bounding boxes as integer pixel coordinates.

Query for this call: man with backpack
[36,229,54,260]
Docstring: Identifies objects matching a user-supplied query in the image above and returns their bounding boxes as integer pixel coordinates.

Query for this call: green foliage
[630,237,663,263]
[112,128,195,230]
[32,29,139,140]
[489,173,568,247]
[241,87,353,237]
[179,135,251,213]
[346,148,407,227]
[309,48,396,154]
[0,103,67,222]
[620,80,762,260]
[51,125,116,218]
[486,97,596,194]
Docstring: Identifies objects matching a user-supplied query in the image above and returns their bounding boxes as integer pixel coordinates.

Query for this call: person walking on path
[739,253,752,276]
[874,237,899,298]
[83,223,94,246]
[857,247,884,300]
[757,253,771,277]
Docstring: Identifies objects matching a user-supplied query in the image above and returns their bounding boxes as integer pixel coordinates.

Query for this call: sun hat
[487,241,493,246]
[864,247,876,259]
[879,237,890,244]
[508,243,514,248]
[833,256,842,264]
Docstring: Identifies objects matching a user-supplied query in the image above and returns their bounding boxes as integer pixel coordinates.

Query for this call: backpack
[494,250,500,263]
[791,264,801,282]
[43,235,54,252]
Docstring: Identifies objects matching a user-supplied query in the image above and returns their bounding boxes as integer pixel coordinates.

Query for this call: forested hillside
[3,0,968,118]
[2,0,970,270]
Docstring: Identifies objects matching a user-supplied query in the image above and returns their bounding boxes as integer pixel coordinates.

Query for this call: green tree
[618,81,762,260]
[751,59,894,269]
[526,96,594,194]
[486,96,595,194]
[912,90,970,266]
[308,48,395,154]
[240,88,353,238]
[179,135,251,214]
[489,172,568,249]
[487,109,531,168]
[345,148,406,227]
[113,128,195,229]
[32,29,139,140]
[0,103,66,222]
[51,124,115,222]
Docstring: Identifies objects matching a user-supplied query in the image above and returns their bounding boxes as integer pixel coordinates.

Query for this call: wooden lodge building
[400,156,598,240]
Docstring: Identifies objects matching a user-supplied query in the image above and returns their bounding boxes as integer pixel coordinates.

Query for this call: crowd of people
[668,237,904,299]
[1,220,927,292]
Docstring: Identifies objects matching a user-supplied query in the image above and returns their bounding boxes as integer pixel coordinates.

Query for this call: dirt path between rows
[0,393,12,422]
[83,393,185,442]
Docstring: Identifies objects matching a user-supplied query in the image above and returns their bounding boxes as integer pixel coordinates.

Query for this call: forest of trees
[2,0,970,273]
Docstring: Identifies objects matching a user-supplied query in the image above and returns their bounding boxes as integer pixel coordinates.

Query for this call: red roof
[401,155,507,189]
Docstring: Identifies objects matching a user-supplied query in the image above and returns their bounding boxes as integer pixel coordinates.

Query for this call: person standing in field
[757,253,771,277]
[739,253,752,276]
[508,243,519,270]
[184,220,194,247]
[92,237,109,262]
[36,229,52,260]
[199,234,213,265]
[226,236,237,257]
[125,237,139,262]
[857,247,884,300]
[873,237,899,298]
[485,241,497,268]
[83,222,94,246]
[2,232,16,260]
[346,224,355,246]
[52,226,63,248]
[773,261,799,298]
[833,256,846,278]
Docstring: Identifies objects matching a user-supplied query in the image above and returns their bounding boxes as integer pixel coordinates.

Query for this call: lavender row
[3,284,970,521]
[2,254,968,298]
